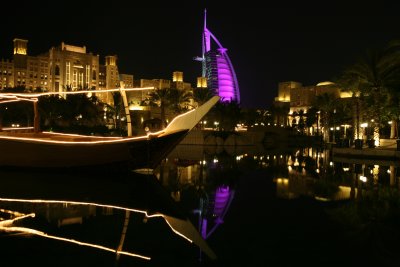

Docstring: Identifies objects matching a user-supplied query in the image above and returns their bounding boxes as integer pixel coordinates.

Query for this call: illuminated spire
[204,8,207,31]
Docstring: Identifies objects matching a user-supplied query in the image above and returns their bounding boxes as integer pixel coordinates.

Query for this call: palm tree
[270,104,289,127]
[312,93,338,142]
[168,88,192,114]
[38,94,65,129]
[147,88,170,128]
[297,109,306,134]
[210,101,241,131]
[305,107,319,135]
[338,46,400,146]
[193,87,216,107]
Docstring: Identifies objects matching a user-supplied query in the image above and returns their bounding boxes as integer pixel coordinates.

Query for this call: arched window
[55,65,60,76]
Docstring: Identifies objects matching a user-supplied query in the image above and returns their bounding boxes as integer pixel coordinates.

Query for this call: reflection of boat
[0,93,219,169]
[0,170,216,263]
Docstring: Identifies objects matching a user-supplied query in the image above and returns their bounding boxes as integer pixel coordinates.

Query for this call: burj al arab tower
[195,10,240,102]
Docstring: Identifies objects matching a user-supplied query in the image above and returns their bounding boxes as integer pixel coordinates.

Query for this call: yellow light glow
[43,131,123,139]
[129,105,143,111]
[275,178,289,185]
[315,196,329,201]
[2,127,34,131]
[0,213,35,227]
[316,81,334,86]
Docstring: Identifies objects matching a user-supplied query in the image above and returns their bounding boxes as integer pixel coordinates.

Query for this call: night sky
[1,1,400,108]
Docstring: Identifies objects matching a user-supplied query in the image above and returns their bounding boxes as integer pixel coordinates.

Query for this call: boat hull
[0,129,188,169]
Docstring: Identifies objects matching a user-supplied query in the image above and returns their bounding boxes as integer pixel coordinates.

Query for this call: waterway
[0,144,399,266]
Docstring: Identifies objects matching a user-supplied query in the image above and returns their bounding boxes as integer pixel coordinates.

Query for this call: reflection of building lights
[315,196,329,202]
[213,158,218,163]
[293,158,299,166]
[287,156,293,166]
[316,169,320,173]
[360,123,368,128]
[360,176,367,182]
[343,167,350,172]
[387,169,391,174]
[329,161,333,166]
[275,178,289,185]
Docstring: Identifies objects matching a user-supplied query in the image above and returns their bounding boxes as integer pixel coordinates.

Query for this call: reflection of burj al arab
[195,9,240,102]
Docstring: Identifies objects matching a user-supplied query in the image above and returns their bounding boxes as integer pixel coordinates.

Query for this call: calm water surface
[1,144,400,266]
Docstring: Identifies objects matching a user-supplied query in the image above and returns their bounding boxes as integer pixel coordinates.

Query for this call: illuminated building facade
[196,10,240,102]
[274,81,345,114]
[11,38,51,90]
[120,74,134,88]
[0,38,133,103]
[48,42,100,92]
[197,77,207,88]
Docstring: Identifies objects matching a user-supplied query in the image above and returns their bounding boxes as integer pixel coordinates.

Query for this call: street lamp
[333,109,336,143]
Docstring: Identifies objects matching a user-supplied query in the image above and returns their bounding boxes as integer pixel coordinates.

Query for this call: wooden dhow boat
[0,89,219,169]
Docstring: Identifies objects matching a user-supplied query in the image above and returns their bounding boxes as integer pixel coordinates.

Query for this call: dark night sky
[2,1,400,108]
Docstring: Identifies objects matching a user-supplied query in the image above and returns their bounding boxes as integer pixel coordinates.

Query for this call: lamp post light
[214,121,219,130]
[333,109,336,143]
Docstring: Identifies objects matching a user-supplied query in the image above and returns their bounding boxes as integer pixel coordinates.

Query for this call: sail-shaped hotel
[195,10,240,102]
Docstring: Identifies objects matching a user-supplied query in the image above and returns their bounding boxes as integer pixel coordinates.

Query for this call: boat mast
[119,87,132,136]
[33,100,40,133]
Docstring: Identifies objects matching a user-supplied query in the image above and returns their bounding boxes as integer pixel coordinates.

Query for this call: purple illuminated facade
[196,10,240,102]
